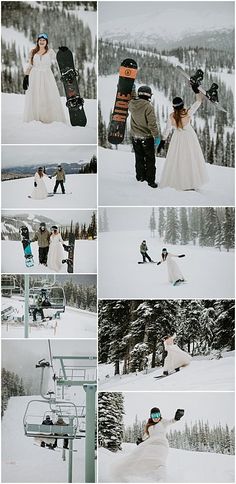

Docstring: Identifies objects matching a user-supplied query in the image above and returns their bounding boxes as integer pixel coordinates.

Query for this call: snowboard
[154,368,180,379]
[173,279,185,287]
[62,231,75,273]
[48,192,72,196]
[33,443,60,452]
[177,66,227,113]
[57,46,87,127]
[28,194,54,198]
[108,58,138,144]
[19,226,34,267]
[138,261,156,264]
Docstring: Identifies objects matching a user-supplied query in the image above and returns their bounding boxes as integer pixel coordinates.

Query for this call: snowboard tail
[62,231,75,273]
[108,58,138,145]
[154,368,180,379]
[57,47,87,127]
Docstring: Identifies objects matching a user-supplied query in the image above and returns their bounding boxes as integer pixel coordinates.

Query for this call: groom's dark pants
[39,246,49,265]
[132,137,156,184]
[53,180,65,194]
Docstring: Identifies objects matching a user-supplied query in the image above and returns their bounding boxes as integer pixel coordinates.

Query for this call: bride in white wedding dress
[158,92,209,191]
[47,226,64,272]
[163,334,192,375]
[23,33,66,124]
[30,167,49,199]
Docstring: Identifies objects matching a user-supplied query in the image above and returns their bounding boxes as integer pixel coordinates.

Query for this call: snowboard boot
[163,371,168,376]
[136,176,145,182]
[148,181,158,188]
[175,367,180,372]
[40,442,45,448]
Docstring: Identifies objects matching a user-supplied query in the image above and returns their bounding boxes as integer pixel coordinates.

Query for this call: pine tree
[164,208,180,245]
[222,207,234,251]
[158,207,166,238]
[149,208,156,237]
[179,208,189,245]
[98,392,124,452]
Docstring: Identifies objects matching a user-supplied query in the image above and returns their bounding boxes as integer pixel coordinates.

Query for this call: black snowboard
[108,58,138,145]
[62,232,75,273]
[177,66,227,113]
[19,226,34,268]
[154,368,180,379]
[57,47,87,126]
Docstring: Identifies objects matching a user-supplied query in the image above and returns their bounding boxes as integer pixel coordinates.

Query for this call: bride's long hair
[31,38,49,64]
[37,168,44,178]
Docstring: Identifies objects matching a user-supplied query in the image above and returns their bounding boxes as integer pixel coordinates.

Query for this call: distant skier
[51,165,66,194]
[112,406,184,482]
[157,248,185,286]
[31,222,50,265]
[32,295,45,322]
[128,85,160,188]
[47,226,64,272]
[158,83,209,191]
[30,167,49,200]
[52,417,69,450]
[140,240,154,263]
[162,334,192,376]
[23,33,66,124]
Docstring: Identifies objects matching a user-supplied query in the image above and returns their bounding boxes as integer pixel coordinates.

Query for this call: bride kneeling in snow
[47,226,64,272]
[30,167,49,199]
[112,407,184,483]
[163,334,192,376]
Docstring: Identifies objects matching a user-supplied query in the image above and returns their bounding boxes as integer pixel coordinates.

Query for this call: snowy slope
[2,94,97,144]
[2,240,97,274]
[98,444,235,483]
[2,175,97,209]
[98,147,234,207]
[2,396,85,483]
[98,231,235,299]
[98,353,234,391]
[1,297,97,339]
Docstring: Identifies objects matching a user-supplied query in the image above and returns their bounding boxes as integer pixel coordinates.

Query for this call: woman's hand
[34,181,37,187]
[23,75,29,90]
[174,409,184,421]
[178,254,185,258]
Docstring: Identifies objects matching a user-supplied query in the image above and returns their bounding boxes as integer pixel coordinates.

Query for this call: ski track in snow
[2,94,97,144]
[98,147,234,207]
[2,240,97,274]
[98,354,235,391]
[98,445,235,483]
[2,396,86,483]
[2,174,97,209]
[98,232,235,299]
[1,297,97,339]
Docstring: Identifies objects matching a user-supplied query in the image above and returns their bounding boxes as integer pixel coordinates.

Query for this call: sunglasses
[151,412,161,419]
[38,33,48,40]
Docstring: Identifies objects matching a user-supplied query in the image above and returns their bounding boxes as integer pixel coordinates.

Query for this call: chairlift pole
[83,384,96,483]
[68,416,74,483]
[24,274,29,338]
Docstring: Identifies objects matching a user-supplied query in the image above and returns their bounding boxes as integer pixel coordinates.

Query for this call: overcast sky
[100,207,158,231]
[99,1,234,35]
[2,210,95,225]
[2,145,97,168]
[123,391,235,428]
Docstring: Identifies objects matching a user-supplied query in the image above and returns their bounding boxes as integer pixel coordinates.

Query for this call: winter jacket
[52,169,65,182]
[35,296,44,309]
[32,229,50,247]
[140,242,148,254]
[129,98,159,138]
[42,418,53,425]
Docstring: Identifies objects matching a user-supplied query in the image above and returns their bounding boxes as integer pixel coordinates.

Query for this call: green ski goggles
[151,412,161,419]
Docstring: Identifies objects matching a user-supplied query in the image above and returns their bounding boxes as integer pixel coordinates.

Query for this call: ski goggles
[38,33,48,40]
[151,412,161,419]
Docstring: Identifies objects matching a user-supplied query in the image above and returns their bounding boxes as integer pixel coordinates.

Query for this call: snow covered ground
[2,174,97,209]
[98,231,234,299]
[2,396,86,483]
[98,352,234,391]
[98,444,235,483]
[2,240,97,274]
[1,296,97,339]
[2,94,97,144]
[98,147,234,206]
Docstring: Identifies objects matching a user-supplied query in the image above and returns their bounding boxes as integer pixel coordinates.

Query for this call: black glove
[136,437,143,445]
[178,254,185,258]
[23,75,29,91]
[157,140,165,153]
[174,409,184,421]
[157,261,161,265]
[58,46,68,52]
[34,181,37,187]
[190,78,200,94]
[49,176,52,179]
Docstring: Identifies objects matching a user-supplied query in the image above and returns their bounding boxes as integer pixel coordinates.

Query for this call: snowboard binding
[61,68,78,83]
[206,83,219,103]
[66,96,84,110]
[190,69,204,85]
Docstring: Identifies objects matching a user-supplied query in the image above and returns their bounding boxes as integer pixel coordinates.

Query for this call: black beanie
[172,97,184,110]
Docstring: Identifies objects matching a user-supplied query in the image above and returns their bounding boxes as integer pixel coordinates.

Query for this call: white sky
[2,210,96,225]
[99,1,234,37]
[123,391,235,428]
[100,207,158,231]
[2,145,97,168]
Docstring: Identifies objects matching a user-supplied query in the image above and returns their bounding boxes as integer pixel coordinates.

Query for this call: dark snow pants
[53,180,65,194]
[33,308,45,321]
[141,252,152,262]
[132,137,156,183]
[39,246,49,264]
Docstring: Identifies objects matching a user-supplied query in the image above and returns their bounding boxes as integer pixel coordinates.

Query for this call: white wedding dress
[23,48,66,124]
[160,253,184,283]
[47,233,64,272]
[31,173,48,199]
[112,419,176,483]
[164,335,191,373]
[159,100,209,190]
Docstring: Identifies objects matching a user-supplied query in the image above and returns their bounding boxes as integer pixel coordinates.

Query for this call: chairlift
[1,275,16,294]
[29,286,65,312]
[23,399,78,440]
